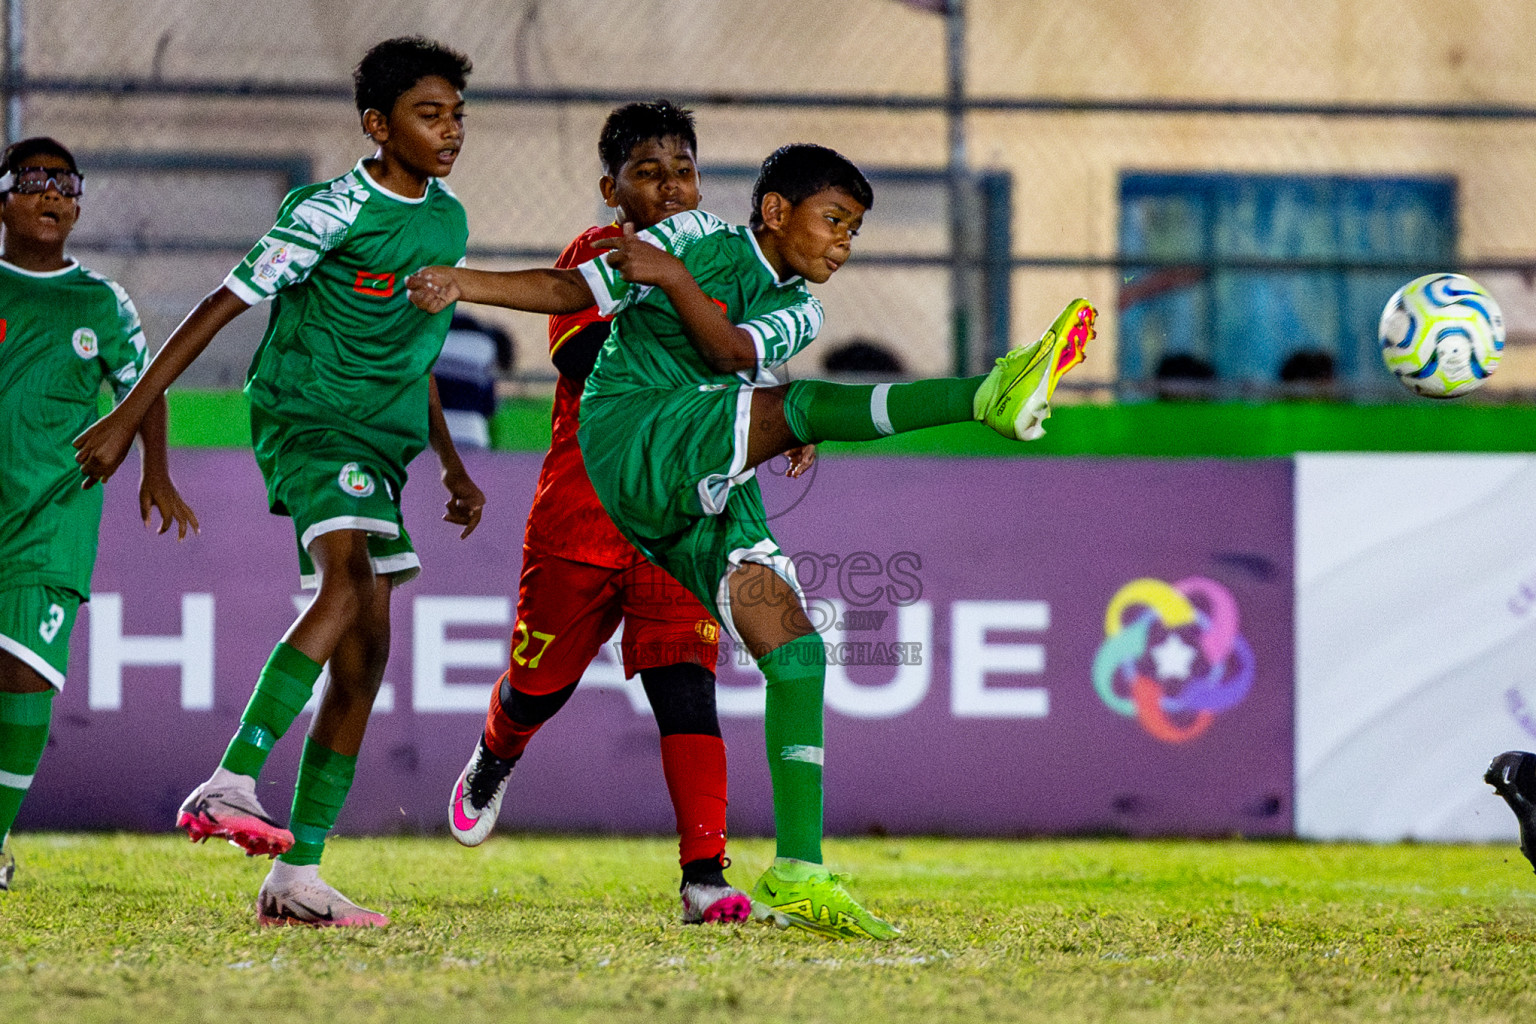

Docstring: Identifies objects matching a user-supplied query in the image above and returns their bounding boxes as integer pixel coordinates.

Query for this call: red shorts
[506,548,720,696]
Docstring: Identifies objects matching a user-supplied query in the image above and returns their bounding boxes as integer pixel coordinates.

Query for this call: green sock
[0,690,55,845]
[279,738,357,867]
[757,633,828,864]
[220,643,322,780]
[781,376,986,444]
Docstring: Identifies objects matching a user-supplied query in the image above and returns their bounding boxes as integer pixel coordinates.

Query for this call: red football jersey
[521,225,644,569]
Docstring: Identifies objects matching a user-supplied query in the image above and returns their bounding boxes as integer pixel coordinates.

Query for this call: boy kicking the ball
[449,99,755,925]
[73,37,485,927]
[0,137,198,892]
[410,143,1095,939]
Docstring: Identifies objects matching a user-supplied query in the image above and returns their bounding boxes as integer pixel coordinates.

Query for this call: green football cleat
[974,298,1096,440]
[750,863,901,941]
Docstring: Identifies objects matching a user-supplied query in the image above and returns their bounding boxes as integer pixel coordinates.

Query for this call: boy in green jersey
[0,136,198,891]
[73,37,486,928]
[408,143,1096,940]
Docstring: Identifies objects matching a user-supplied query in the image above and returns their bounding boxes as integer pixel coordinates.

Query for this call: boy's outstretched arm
[407,266,591,316]
[594,225,756,374]
[135,393,200,540]
[73,286,250,487]
[427,376,485,539]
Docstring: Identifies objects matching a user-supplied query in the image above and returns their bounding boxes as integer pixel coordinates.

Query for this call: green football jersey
[578,210,824,400]
[227,159,468,480]
[0,258,148,596]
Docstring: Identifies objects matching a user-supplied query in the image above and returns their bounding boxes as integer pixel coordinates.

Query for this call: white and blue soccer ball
[1378,272,1505,398]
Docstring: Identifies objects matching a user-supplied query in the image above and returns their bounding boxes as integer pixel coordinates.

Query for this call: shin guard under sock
[0,690,54,844]
[757,633,828,864]
[279,738,357,867]
[660,733,729,867]
[782,376,987,444]
[221,642,322,780]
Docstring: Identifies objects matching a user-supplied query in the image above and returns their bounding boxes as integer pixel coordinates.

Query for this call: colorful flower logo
[1092,577,1255,743]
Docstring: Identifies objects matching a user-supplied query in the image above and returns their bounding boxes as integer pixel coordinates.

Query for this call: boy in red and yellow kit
[449,101,763,924]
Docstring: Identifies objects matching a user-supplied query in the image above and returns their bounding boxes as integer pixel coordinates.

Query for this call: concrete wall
[22,0,1536,388]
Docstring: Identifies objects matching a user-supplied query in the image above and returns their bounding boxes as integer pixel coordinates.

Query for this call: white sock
[208,765,256,791]
[265,859,319,887]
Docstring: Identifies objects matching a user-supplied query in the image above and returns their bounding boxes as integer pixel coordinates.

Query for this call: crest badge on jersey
[254,244,290,283]
[337,462,375,498]
[71,327,98,359]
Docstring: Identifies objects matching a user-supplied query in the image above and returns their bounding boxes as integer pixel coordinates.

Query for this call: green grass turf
[2,834,1536,1023]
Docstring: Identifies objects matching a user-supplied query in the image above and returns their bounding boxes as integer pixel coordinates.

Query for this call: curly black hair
[749,144,873,229]
[2,136,78,177]
[354,36,472,118]
[598,100,697,177]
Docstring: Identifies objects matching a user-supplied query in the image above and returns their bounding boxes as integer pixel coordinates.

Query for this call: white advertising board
[1296,453,1536,841]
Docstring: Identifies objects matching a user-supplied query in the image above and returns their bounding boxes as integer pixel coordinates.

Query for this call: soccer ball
[1378,273,1505,398]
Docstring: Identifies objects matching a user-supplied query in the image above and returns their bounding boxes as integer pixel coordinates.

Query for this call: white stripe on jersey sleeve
[224,177,366,304]
[741,321,770,376]
[579,256,631,317]
[739,295,824,373]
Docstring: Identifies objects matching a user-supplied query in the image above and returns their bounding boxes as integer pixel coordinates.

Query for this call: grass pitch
[2,834,1535,1023]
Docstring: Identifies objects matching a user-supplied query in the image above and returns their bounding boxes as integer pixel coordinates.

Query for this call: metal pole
[4,0,21,145]
[945,0,970,376]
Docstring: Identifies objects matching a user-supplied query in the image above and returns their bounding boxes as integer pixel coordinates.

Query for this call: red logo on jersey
[0,319,7,344]
[353,271,396,297]
[710,297,728,316]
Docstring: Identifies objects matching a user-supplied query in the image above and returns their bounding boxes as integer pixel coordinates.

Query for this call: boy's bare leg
[744,387,803,472]
[726,561,814,660]
[0,654,52,695]
[285,530,381,669]
[307,572,392,757]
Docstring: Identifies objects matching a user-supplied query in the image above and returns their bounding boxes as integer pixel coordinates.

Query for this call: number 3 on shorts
[510,620,556,669]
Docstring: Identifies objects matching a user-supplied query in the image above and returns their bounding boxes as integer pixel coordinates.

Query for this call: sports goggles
[0,166,85,198]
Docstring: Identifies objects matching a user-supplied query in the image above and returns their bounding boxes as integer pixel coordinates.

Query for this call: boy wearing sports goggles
[0,166,85,198]
[0,137,197,893]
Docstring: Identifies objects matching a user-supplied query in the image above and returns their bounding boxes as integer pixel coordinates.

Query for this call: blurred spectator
[433,313,516,448]
[1279,348,1335,390]
[822,337,905,375]
[1153,351,1216,400]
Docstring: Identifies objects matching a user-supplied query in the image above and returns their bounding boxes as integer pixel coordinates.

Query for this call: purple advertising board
[21,448,1294,839]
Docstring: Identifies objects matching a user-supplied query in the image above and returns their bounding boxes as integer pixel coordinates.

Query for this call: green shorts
[0,585,82,690]
[579,382,804,639]
[258,437,420,590]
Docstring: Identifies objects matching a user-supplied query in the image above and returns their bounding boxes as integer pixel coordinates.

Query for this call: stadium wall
[22,0,1536,390]
[1295,453,1536,843]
